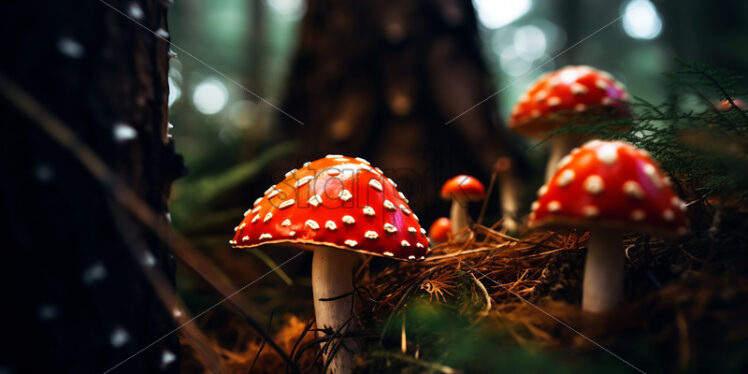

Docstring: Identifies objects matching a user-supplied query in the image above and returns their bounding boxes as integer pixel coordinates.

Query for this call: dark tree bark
[278,0,530,225]
[0,1,183,372]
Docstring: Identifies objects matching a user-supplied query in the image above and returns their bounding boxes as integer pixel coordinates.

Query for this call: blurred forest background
[2,0,747,373]
[169,0,748,333]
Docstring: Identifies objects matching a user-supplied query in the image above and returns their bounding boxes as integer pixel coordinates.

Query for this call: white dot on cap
[537,184,548,197]
[281,219,291,227]
[663,209,675,221]
[383,251,395,257]
[582,205,599,217]
[556,169,575,187]
[364,231,379,240]
[339,189,353,201]
[259,233,273,240]
[623,180,645,199]
[595,79,609,90]
[363,206,376,216]
[570,82,588,95]
[345,239,358,247]
[368,179,383,191]
[547,201,561,212]
[342,215,356,224]
[531,201,540,211]
[305,219,320,230]
[547,96,562,106]
[596,144,618,165]
[535,90,548,102]
[383,200,396,211]
[279,199,295,209]
[630,210,646,221]
[583,175,605,194]
[643,164,663,189]
[325,220,337,230]
[401,240,411,247]
[383,223,397,233]
[557,155,573,169]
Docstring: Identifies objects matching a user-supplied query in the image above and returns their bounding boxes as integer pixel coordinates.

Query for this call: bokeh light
[473,0,532,29]
[622,0,662,40]
[192,78,228,115]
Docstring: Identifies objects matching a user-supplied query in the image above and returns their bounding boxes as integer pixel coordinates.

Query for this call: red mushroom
[230,155,428,372]
[718,98,745,112]
[530,140,688,313]
[441,175,485,237]
[428,217,452,244]
[508,66,632,181]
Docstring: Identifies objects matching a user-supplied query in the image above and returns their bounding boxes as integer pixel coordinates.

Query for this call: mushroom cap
[530,140,688,235]
[508,65,632,138]
[718,99,745,112]
[428,217,451,243]
[440,175,485,201]
[230,155,429,261]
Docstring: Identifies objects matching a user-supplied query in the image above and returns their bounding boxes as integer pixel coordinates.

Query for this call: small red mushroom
[428,217,452,244]
[508,66,632,181]
[230,155,428,372]
[530,140,688,313]
[718,98,745,112]
[441,175,485,237]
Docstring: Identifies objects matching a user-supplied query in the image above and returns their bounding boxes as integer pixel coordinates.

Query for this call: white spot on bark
[82,262,107,284]
[110,327,130,347]
[58,37,85,58]
[113,123,138,142]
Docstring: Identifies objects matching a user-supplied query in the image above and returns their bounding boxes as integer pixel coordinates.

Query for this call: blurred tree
[0,0,183,372]
[277,0,530,224]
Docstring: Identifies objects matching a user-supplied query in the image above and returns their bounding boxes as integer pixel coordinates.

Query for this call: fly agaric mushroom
[530,140,688,313]
[429,217,452,244]
[508,65,632,181]
[230,155,428,372]
[718,98,745,112]
[441,175,485,237]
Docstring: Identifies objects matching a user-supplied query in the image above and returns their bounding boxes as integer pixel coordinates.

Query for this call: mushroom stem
[582,228,624,313]
[498,176,520,231]
[312,246,360,373]
[545,133,585,182]
[449,198,469,236]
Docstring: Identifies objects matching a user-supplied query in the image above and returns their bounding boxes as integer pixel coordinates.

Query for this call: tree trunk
[0,1,183,372]
[278,0,530,225]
